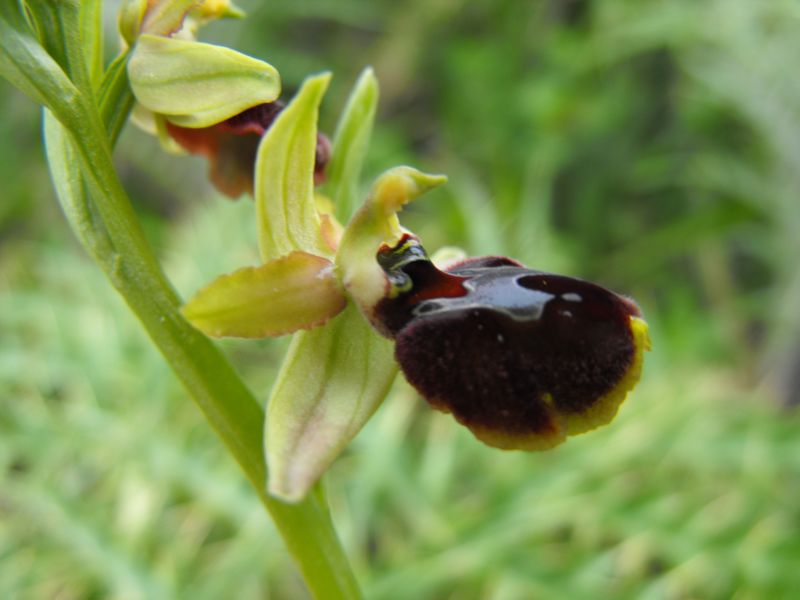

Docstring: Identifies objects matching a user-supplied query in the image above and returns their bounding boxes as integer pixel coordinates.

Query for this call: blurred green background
[3,0,800,598]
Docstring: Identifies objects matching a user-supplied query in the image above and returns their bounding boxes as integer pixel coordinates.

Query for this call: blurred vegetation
[2,0,800,597]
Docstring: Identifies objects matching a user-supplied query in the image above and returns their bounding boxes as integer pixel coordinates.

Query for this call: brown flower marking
[373,235,650,450]
[166,101,331,198]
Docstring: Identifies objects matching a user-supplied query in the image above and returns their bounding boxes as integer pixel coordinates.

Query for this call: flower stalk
[1,1,361,598]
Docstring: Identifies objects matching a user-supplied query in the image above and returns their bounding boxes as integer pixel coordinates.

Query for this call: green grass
[2,195,799,598]
[3,0,800,597]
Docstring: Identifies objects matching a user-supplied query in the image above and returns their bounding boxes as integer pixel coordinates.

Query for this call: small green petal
[266,304,397,502]
[128,34,280,128]
[337,166,447,315]
[255,72,332,262]
[326,67,379,222]
[182,251,346,338]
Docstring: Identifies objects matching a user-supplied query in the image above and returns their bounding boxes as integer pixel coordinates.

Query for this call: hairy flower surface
[372,236,651,450]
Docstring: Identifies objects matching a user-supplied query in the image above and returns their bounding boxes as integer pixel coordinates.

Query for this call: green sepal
[326,67,379,222]
[182,251,347,338]
[254,72,332,262]
[128,34,280,128]
[337,166,447,316]
[128,103,186,154]
[266,304,397,502]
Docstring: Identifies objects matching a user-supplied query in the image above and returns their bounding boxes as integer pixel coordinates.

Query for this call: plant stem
[44,58,362,600]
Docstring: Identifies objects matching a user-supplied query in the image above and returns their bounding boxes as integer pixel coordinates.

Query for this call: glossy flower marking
[373,235,651,450]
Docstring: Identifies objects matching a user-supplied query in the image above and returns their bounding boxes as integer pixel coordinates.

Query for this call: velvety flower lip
[374,235,651,450]
[166,101,332,198]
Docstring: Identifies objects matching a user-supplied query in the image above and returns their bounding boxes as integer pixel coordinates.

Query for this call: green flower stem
[42,54,362,600]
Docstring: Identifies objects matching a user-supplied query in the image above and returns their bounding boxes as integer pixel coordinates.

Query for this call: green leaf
[80,0,104,87]
[266,304,397,502]
[0,0,81,125]
[327,67,379,222]
[254,72,332,262]
[24,0,74,76]
[44,110,115,264]
[99,49,135,146]
[182,251,347,338]
[45,83,364,600]
[23,0,95,98]
[128,34,280,128]
[337,166,447,315]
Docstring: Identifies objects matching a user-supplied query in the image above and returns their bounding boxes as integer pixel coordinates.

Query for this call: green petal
[128,34,280,128]
[326,67,379,222]
[182,251,346,338]
[254,72,332,262]
[337,166,447,315]
[266,304,397,502]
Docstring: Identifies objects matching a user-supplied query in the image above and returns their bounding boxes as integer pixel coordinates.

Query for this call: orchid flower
[179,68,651,502]
[123,0,330,198]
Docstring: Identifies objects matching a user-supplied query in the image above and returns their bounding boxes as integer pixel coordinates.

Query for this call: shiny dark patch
[374,236,640,443]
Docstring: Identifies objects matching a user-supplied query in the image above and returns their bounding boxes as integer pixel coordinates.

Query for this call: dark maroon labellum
[374,235,645,450]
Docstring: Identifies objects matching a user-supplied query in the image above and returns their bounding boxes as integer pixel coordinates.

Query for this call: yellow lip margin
[453,315,652,451]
